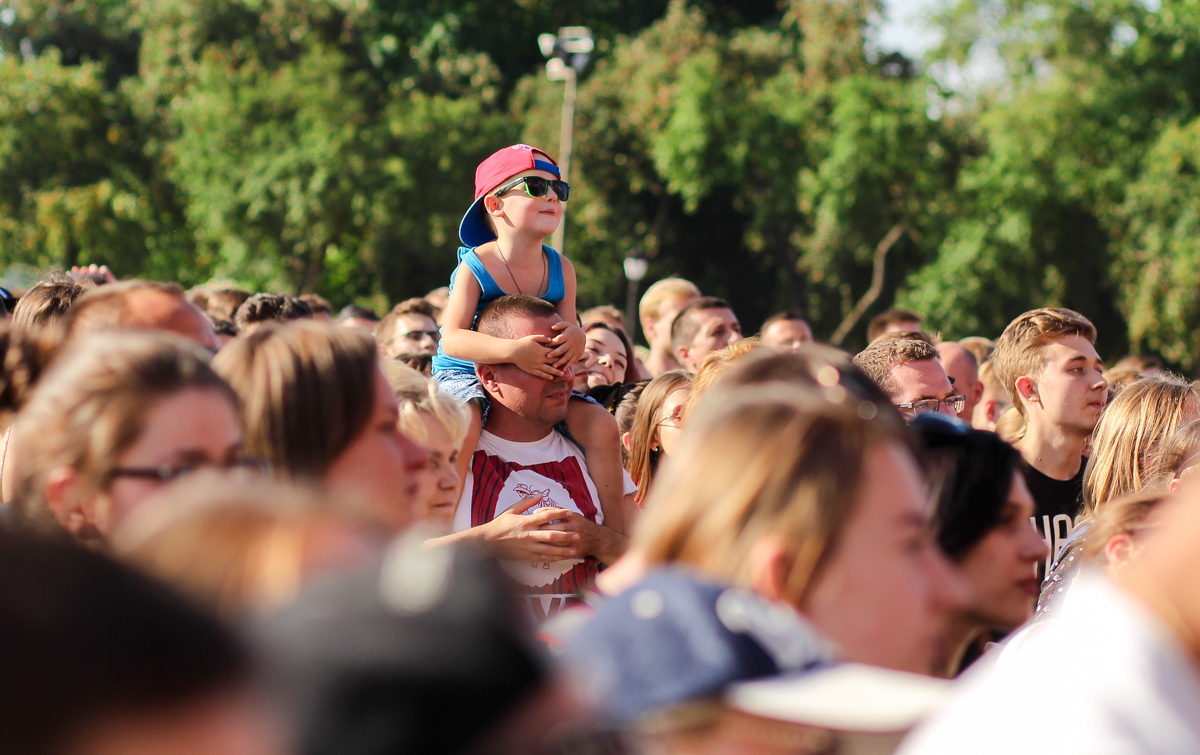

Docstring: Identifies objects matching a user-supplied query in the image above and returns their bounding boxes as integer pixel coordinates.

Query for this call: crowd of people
[3,143,1200,755]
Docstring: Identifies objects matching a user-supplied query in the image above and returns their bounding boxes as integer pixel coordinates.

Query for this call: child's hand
[512,334,564,379]
[547,322,586,369]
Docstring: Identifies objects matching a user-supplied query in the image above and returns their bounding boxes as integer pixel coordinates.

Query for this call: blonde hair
[638,278,701,325]
[991,307,1097,419]
[213,321,377,479]
[680,337,763,422]
[113,472,362,617]
[382,360,469,449]
[1082,374,1200,516]
[10,332,235,536]
[1079,492,1168,562]
[626,370,692,504]
[635,382,911,606]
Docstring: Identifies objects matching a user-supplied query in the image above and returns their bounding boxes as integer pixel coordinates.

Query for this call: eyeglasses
[895,395,966,416]
[657,405,683,429]
[493,175,570,202]
[109,458,268,483]
[402,330,440,342]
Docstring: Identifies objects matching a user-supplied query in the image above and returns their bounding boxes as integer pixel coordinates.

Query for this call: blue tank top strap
[542,245,565,303]
[458,247,507,304]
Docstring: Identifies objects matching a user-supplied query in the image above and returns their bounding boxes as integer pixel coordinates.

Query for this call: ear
[1103,533,1137,569]
[971,380,984,405]
[641,316,657,342]
[483,194,504,217]
[476,364,502,396]
[675,344,691,370]
[43,466,98,539]
[747,535,793,603]
[621,431,632,454]
[1015,376,1040,407]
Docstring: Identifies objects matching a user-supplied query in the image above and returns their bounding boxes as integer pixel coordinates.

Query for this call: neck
[484,403,555,443]
[645,345,683,377]
[1014,416,1085,480]
[493,230,546,259]
[932,616,985,679]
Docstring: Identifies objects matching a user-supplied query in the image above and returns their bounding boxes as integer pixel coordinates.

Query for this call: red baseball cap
[459,145,560,247]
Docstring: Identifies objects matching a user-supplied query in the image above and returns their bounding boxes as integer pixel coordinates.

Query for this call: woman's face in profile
[654,387,690,457]
[800,442,970,674]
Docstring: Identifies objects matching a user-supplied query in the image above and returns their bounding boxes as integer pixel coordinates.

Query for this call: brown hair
[299,293,332,316]
[212,321,377,479]
[474,294,557,340]
[852,337,939,397]
[113,472,362,618]
[761,310,808,331]
[670,297,736,352]
[626,370,692,504]
[1080,492,1168,562]
[867,308,923,343]
[392,297,439,319]
[11,276,90,333]
[581,304,625,328]
[202,288,252,322]
[991,308,1097,418]
[1081,373,1198,517]
[234,293,314,334]
[635,380,912,605]
[9,332,236,537]
[1149,420,1200,489]
[61,280,187,340]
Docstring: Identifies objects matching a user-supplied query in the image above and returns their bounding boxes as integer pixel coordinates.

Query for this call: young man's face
[1026,335,1108,435]
[677,307,742,372]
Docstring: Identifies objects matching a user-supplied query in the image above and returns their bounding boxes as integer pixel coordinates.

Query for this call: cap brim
[725,663,948,733]
[459,196,496,248]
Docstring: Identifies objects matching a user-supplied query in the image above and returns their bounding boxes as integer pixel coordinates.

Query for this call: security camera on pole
[537,27,593,256]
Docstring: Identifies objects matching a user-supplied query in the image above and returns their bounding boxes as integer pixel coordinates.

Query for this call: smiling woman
[8,331,244,545]
[582,321,633,388]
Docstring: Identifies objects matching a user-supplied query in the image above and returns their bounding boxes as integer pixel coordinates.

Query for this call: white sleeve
[623,469,638,496]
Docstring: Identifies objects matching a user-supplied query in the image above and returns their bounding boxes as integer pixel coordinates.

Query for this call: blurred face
[92,388,243,539]
[760,319,813,351]
[64,688,284,755]
[1023,336,1108,435]
[802,442,969,674]
[936,342,981,421]
[482,314,575,428]
[381,313,440,359]
[125,291,219,352]
[323,369,432,533]
[411,411,460,531]
[646,295,697,352]
[953,474,1049,630]
[485,163,562,239]
[889,359,957,418]
[653,387,690,457]
[677,308,742,372]
[584,328,629,388]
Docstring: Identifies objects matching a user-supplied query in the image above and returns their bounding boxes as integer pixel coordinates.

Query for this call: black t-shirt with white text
[1022,457,1085,578]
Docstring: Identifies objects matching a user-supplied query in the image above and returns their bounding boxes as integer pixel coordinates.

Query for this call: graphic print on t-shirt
[469,448,600,607]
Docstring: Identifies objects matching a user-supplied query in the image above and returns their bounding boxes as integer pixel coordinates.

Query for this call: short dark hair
[203,288,252,322]
[299,293,333,316]
[0,528,250,755]
[852,337,940,397]
[392,297,439,319]
[11,275,89,333]
[235,293,314,333]
[475,294,558,341]
[867,308,924,343]
[670,296,735,351]
[761,310,808,331]
[337,304,379,323]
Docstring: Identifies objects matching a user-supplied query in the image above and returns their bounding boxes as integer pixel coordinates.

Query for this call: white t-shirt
[453,428,635,623]
[898,571,1200,754]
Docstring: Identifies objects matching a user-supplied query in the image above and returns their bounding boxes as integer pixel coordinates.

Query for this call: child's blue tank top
[431,245,565,375]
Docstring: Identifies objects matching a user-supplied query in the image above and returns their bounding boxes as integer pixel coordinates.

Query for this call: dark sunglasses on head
[493,175,570,202]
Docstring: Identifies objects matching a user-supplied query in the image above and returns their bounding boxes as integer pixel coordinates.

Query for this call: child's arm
[548,256,586,369]
[440,264,564,378]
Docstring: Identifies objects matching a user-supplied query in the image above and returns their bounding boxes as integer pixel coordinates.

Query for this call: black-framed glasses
[493,175,570,202]
[108,458,268,483]
[895,395,966,416]
[402,329,440,342]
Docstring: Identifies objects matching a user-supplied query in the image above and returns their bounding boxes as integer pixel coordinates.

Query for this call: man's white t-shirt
[898,571,1200,754]
[453,428,634,623]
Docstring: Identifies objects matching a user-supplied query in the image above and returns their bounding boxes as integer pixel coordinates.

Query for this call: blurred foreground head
[636,348,967,674]
[258,535,564,755]
[0,529,281,755]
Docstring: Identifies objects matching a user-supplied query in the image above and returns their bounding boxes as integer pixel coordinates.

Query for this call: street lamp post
[538,27,593,255]
[623,252,648,345]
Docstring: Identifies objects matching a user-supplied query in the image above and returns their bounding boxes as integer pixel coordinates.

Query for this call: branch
[829,222,907,347]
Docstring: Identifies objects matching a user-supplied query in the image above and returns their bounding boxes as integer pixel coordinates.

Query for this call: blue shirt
[431,245,565,375]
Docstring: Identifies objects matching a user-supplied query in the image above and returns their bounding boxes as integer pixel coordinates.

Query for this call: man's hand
[544,510,629,566]
[548,322,586,370]
[480,494,580,561]
[510,334,564,380]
